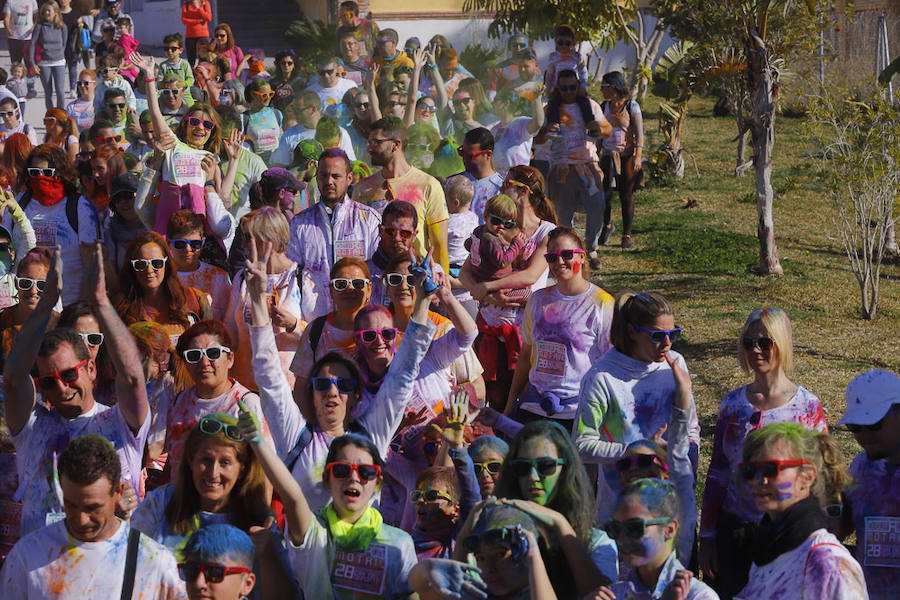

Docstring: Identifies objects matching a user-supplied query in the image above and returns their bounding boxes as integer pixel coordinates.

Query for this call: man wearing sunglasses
[271,89,356,168]
[367,200,418,307]
[353,116,450,272]
[0,96,38,145]
[97,88,134,149]
[831,369,900,599]
[449,127,504,226]
[3,246,150,537]
[0,435,185,598]
[307,57,357,111]
[159,76,188,128]
[287,148,380,320]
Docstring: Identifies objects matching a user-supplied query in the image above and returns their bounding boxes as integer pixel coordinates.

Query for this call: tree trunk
[747,30,783,275]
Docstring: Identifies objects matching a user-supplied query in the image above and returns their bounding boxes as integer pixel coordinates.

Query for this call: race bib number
[565,131,586,153]
[535,340,567,377]
[256,128,279,151]
[45,511,66,526]
[173,154,203,182]
[864,516,900,567]
[332,543,388,595]
[334,239,365,260]
[0,499,22,561]
[33,219,58,247]
[407,392,440,420]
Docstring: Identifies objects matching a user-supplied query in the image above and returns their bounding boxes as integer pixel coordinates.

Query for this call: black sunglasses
[510,457,565,477]
[462,527,515,553]
[488,214,517,229]
[178,563,250,584]
[170,238,204,251]
[605,517,672,540]
[742,336,774,351]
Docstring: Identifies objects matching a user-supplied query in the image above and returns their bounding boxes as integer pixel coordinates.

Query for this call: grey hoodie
[30,21,68,64]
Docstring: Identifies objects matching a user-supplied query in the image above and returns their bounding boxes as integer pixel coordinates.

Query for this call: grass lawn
[580,92,900,481]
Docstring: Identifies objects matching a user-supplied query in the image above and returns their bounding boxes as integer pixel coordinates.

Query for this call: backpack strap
[284,425,313,472]
[119,526,141,600]
[308,314,327,359]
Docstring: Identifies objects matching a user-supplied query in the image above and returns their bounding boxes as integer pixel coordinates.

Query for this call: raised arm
[217,128,243,205]
[237,403,312,546]
[247,240,306,457]
[130,51,174,141]
[404,48,427,127]
[365,63,382,121]
[527,86,546,135]
[427,48,449,110]
[86,243,148,432]
[2,247,61,435]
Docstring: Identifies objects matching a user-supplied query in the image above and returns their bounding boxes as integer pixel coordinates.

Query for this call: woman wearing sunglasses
[245,240,434,513]
[458,420,618,597]
[290,257,372,419]
[42,107,80,164]
[59,301,117,407]
[505,227,613,430]
[411,503,552,600]
[730,423,866,599]
[225,207,301,390]
[7,144,101,306]
[0,249,58,371]
[574,291,701,524]
[237,404,417,600]
[115,232,211,345]
[700,307,827,599]
[130,51,241,239]
[459,165,557,410]
[209,24,243,80]
[242,78,283,164]
[588,478,717,600]
[132,414,299,598]
[468,435,509,500]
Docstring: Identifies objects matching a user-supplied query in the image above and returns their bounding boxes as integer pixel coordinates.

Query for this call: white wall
[124,0,219,49]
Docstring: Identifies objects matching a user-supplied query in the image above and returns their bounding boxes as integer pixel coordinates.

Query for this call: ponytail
[610,291,673,355]
[506,165,558,225]
[815,431,849,503]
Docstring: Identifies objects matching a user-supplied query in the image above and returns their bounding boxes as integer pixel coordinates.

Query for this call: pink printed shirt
[700,385,827,537]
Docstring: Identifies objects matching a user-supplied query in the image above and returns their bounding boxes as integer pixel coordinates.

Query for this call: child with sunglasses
[575,291,701,526]
[506,227,612,430]
[730,423,867,600]
[700,308,826,599]
[93,53,137,113]
[237,402,417,600]
[158,33,195,104]
[179,524,256,600]
[241,78,282,164]
[588,478,718,600]
[468,194,526,319]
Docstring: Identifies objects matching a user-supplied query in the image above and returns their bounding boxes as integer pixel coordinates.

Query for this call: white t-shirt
[448,210,478,267]
[0,519,186,599]
[492,116,534,177]
[4,193,101,306]
[307,78,358,111]
[0,122,38,146]
[550,99,603,164]
[287,514,416,600]
[4,0,38,41]
[66,98,95,133]
[11,403,150,537]
[270,123,357,167]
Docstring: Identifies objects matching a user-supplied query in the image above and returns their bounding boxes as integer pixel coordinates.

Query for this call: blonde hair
[39,1,64,28]
[484,194,518,224]
[244,206,290,254]
[738,307,793,375]
[742,422,848,505]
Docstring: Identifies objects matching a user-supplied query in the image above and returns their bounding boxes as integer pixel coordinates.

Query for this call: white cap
[840,369,900,425]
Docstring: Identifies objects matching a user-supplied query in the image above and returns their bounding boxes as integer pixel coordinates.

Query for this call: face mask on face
[28,175,66,206]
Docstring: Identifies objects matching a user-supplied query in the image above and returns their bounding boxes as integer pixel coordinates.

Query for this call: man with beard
[287,148,380,321]
[367,199,417,307]
[352,116,449,271]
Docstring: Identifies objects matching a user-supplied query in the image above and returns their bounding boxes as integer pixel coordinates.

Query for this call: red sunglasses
[34,358,90,391]
[738,459,811,480]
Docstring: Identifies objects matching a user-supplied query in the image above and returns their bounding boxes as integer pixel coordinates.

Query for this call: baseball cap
[840,369,900,425]
[110,172,139,198]
[260,168,302,196]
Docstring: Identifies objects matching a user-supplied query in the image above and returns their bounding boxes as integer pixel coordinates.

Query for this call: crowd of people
[0,1,894,599]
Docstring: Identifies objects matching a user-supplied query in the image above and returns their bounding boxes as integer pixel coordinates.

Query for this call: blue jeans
[39,64,66,109]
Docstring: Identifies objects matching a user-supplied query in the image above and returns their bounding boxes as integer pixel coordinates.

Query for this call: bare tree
[808,89,900,320]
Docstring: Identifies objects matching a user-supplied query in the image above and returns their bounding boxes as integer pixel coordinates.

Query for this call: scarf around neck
[751,495,826,566]
[321,502,383,552]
